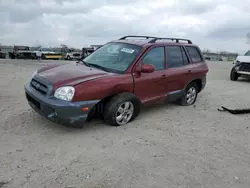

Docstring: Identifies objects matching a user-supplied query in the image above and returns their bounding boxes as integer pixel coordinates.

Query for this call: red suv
[24,36,208,127]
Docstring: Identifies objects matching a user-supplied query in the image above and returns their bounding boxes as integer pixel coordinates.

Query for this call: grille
[30,79,48,95]
[239,63,250,72]
[73,53,80,56]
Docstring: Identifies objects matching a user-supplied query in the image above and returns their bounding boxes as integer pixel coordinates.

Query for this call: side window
[181,46,189,65]
[142,47,165,70]
[166,46,184,68]
[185,46,203,63]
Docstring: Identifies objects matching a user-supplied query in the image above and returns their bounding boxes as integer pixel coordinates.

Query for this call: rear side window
[166,46,189,68]
[185,46,203,63]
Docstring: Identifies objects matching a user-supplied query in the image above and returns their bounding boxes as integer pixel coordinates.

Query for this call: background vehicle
[33,47,63,60]
[230,50,250,81]
[9,45,36,59]
[81,47,95,59]
[0,48,6,59]
[204,56,211,60]
[64,48,81,60]
[25,35,208,128]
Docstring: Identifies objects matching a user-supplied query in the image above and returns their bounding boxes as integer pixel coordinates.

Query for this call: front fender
[73,74,134,102]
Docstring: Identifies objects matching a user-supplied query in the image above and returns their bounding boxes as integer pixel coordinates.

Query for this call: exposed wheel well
[89,95,114,115]
[90,92,141,115]
[190,79,202,93]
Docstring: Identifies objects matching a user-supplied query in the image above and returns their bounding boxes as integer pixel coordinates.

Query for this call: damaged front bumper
[24,83,99,127]
[234,62,250,76]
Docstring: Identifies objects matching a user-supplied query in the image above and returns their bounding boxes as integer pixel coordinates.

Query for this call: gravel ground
[0,59,250,188]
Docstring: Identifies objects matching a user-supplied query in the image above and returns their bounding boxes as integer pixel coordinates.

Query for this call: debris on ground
[218,106,250,114]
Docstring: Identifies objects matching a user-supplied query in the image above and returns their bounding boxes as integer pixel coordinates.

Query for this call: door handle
[160,75,167,79]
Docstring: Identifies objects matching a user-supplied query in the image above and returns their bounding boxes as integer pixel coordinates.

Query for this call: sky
[0,0,250,54]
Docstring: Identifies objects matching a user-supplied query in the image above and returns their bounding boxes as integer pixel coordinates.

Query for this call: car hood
[236,56,250,63]
[37,63,114,86]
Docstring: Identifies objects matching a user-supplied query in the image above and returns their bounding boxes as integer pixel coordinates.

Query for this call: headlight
[54,86,75,101]
[235,60,241,66]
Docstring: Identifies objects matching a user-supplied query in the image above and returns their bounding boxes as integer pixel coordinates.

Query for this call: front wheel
[41,54,46,60]
[230,68,238,81]
[178,82,198,106]
[103,93,141,126]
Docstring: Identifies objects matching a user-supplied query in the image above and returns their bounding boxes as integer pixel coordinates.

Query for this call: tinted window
[181,47,189,65]
[142,47,165,70]
[166,46,185,68]
[185,46,202,63]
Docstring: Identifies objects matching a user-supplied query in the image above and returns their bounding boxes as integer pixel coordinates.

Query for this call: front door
[133,46,168,105]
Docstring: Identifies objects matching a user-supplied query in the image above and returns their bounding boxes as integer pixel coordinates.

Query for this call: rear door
[133,45,168,105]
[184,45,208,79]
[165,45,194,101]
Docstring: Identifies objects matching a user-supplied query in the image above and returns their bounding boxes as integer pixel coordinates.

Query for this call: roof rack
[118,35,192,44]
[149,37,192,44]
[119,35,157,40]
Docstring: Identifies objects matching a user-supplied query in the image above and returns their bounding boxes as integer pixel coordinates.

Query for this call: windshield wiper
[88,63,109,72]
[76,60,90,67]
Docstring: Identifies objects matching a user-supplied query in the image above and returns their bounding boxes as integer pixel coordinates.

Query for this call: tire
[178,82,198,106]
[67,56,71,60]
[230,68,238,81]
[103,93,141,126]
[41,54,46,60]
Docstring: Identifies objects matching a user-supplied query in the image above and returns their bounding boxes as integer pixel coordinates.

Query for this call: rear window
[185,46,203,63]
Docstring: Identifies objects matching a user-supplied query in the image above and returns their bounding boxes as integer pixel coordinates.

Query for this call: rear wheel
[230,68,239,81]
[103,93,141,126]
[178,82,198,106]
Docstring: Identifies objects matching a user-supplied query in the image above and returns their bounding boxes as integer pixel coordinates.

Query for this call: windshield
[16,46,29,50]
[244,50,250,56]
[42,48,53,51]
[83,42,142,73]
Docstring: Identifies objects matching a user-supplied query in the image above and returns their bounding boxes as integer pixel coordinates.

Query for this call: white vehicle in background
[33,47,56,59]
[230,50,250,81]
[65,51,81,60]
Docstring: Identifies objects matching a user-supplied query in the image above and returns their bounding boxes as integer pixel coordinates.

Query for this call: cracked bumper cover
[24,84,100,127]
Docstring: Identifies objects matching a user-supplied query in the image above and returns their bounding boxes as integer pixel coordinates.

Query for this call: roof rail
[118,35,192,44]
[119,35,157,40]
[149,37,192,44]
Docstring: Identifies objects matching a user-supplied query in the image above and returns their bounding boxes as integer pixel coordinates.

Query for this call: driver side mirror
[141,64,155,73]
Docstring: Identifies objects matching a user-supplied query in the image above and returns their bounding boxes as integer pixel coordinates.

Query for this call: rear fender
[184,78,205,93]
